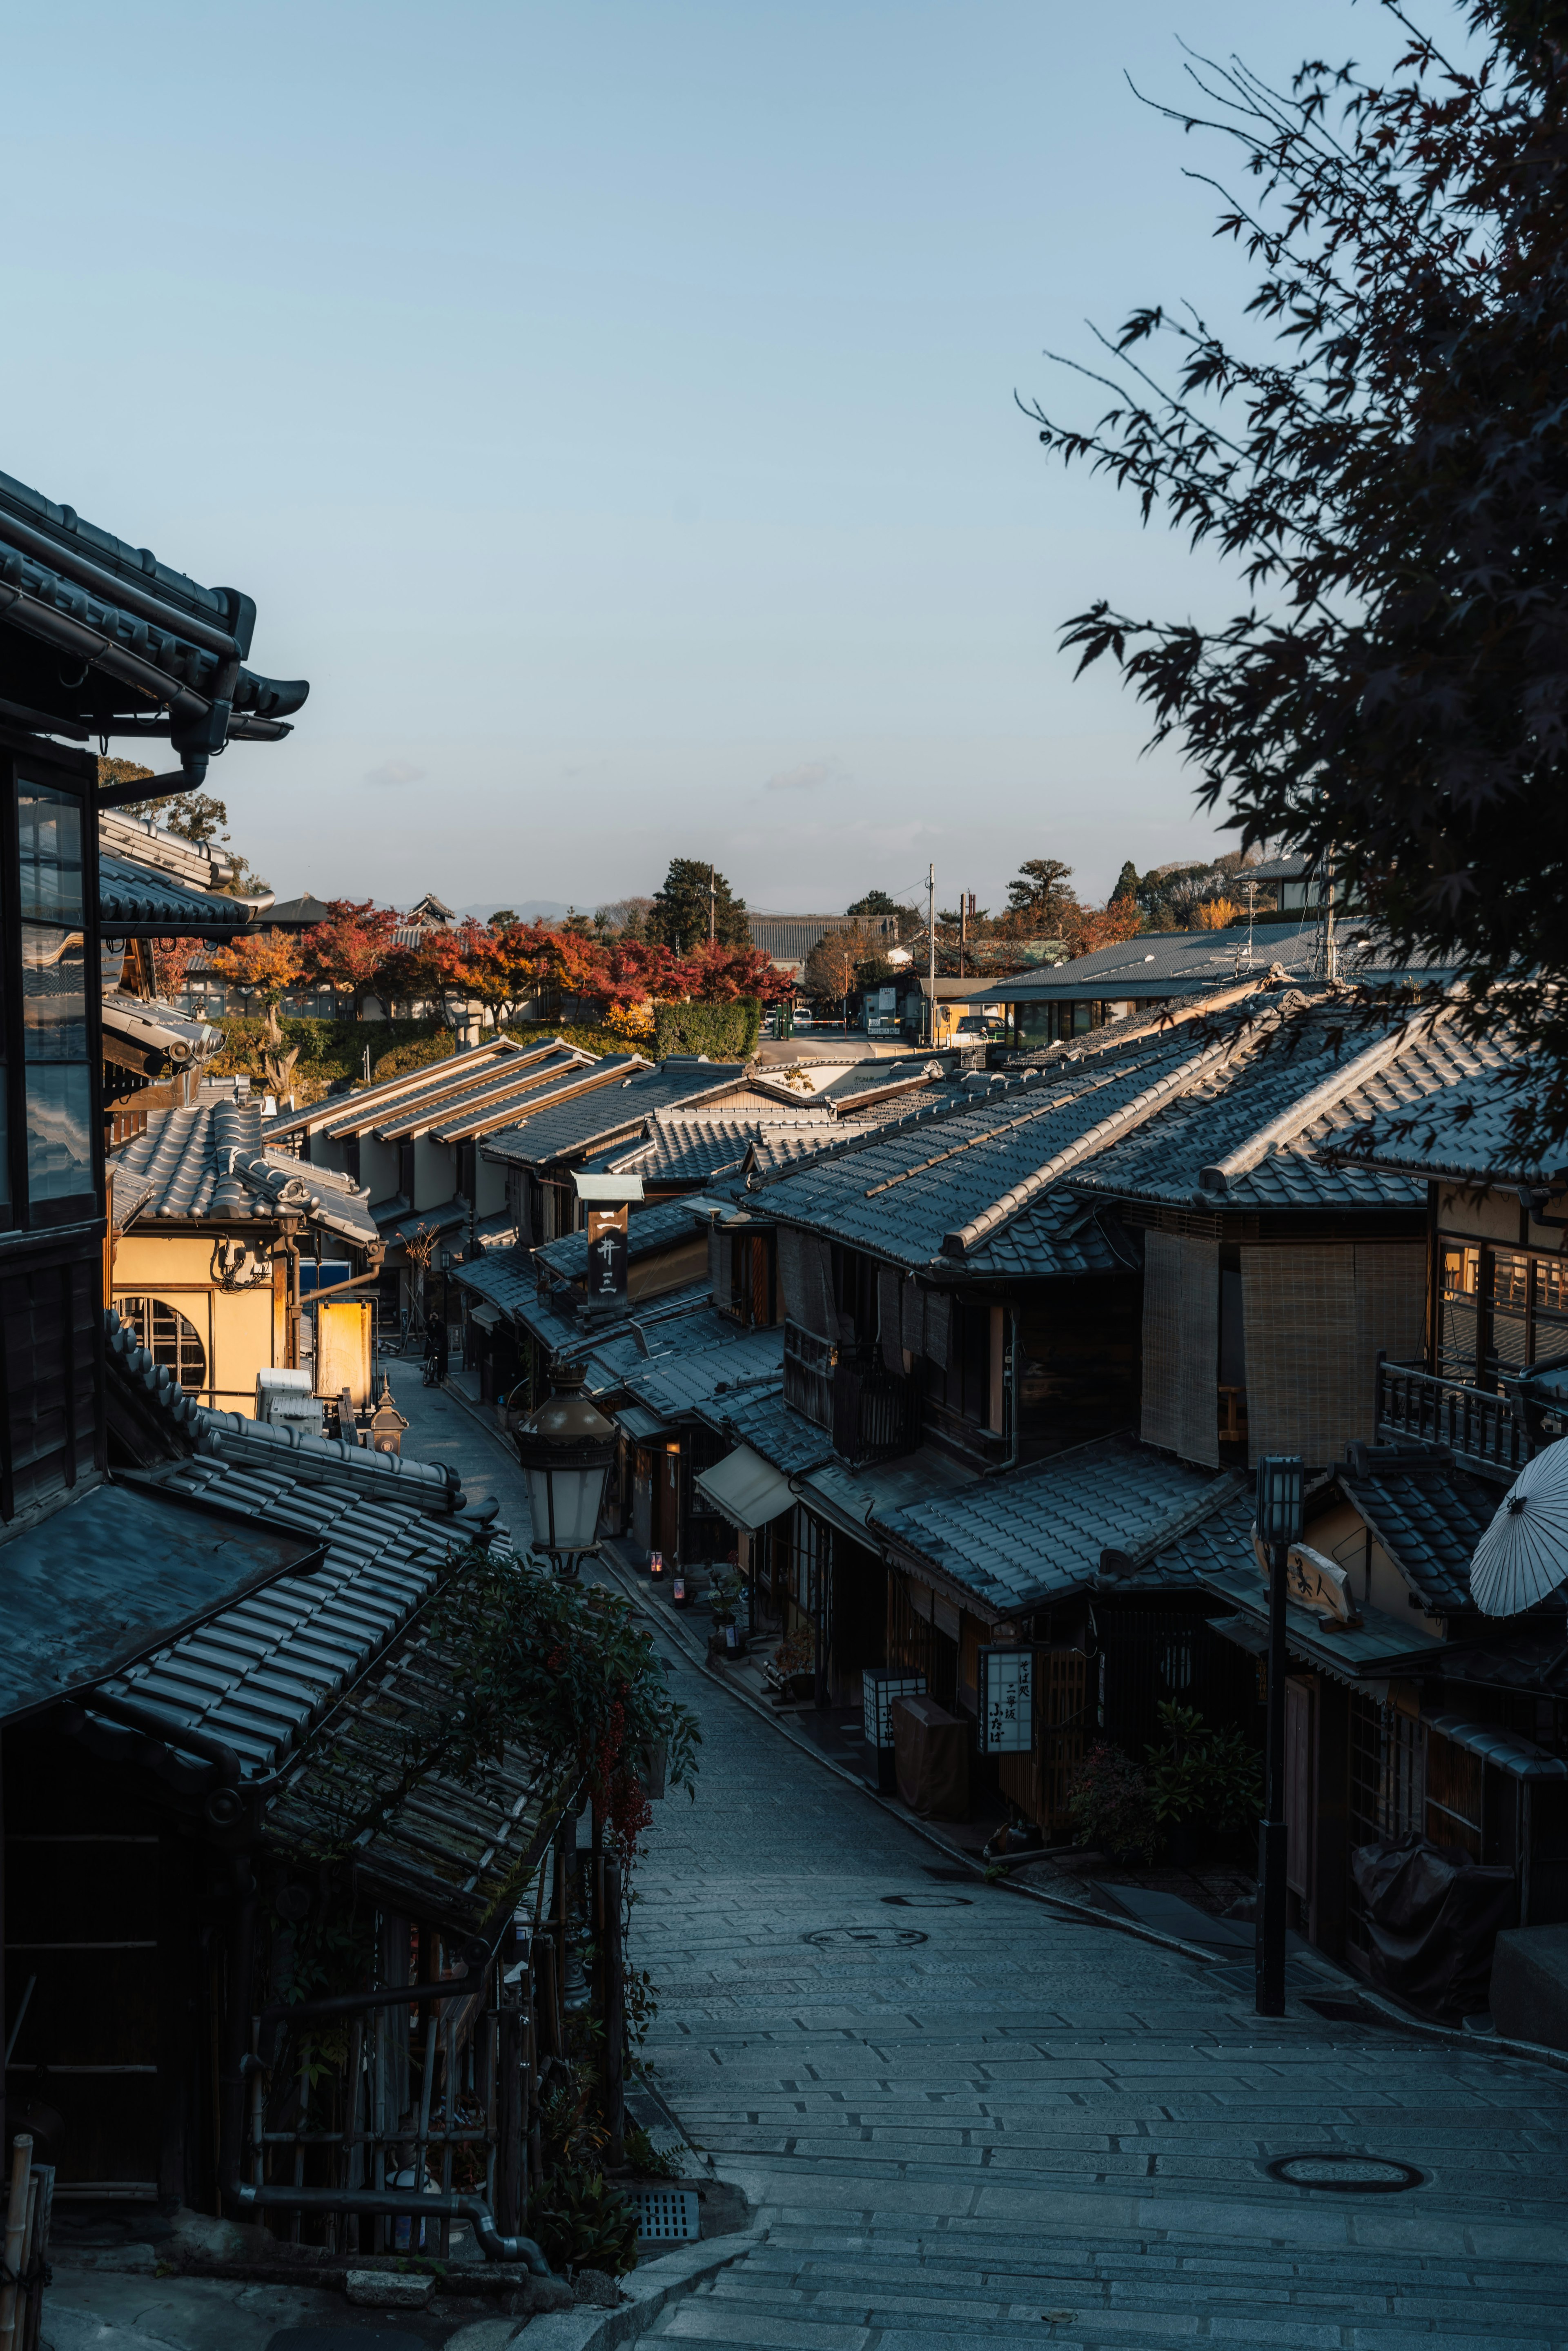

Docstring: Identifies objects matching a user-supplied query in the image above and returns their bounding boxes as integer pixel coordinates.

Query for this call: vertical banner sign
[586,1204,629,1300]
[861,1667,927,1751]
[978,1647,1034,1754]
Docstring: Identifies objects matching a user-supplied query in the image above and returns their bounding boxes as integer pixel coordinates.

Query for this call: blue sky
[8,0,1424,916]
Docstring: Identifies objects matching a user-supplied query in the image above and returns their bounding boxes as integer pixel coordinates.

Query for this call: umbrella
[1470,1440,1568,1615]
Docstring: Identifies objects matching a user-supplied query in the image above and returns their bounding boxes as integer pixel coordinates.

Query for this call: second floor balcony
[1375,1356,1532,1482]
[783,1319,922,1469]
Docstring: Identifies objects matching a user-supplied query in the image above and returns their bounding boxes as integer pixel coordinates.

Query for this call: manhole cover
[882,1893,973,1909]
[802,1926,928,1948]
[1266,2153,1425,2192]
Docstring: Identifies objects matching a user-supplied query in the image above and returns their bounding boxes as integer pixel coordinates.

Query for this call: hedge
[652,998,762,1061]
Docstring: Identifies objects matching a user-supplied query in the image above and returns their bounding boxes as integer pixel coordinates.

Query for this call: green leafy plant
[624,2120,680,2179]
[1145,1703,1261,1838]
[529,2166,639,2275]
[705,1566,746,1628]
[1065,1742,1159,1863]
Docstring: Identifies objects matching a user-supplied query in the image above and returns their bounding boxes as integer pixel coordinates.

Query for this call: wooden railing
[1375,1357,1528,1480]
[783,1320,922,1467]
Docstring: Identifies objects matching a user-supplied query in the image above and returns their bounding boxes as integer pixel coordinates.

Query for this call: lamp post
[1255,1453,1303,2018]
[511,1366,617,1577]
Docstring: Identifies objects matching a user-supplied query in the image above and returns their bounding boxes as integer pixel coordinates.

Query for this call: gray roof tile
[1074,1005,1500,1212]
[620,1326,784,1421]
[535,1197,705,1280]
[1329,1063,1567,1187]
[1336,1448,1502,1615]
[874,1437,1238,1612]
[692,1382,837,1476]
[111,1103,379,1243]
[100,849,254,934]
[481,1064,749,1168]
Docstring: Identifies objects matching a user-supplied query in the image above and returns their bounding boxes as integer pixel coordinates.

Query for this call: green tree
[490,909,517,930]
[1004,858,1076,926]
[648,859,750,954]
[846,889,920,942]
[1110,860,1140,907]
[1027,1,1568,1146]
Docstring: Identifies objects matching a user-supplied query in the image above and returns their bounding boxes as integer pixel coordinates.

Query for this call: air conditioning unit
[255,1366,321,1435]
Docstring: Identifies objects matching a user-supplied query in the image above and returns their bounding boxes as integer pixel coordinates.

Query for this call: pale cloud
[765,757,838,793]
[363,759,427,788]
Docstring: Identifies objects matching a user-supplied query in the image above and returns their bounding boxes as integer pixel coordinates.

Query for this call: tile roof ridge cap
[1197,1009,1435,1195]
[744,1072,1043,1190]
[1096,1466,1251,1580]
[940,1024,1260,1256]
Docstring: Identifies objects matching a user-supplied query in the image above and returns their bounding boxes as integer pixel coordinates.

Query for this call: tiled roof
[101,990,222,1072]
[110,1103,379,1243]
[966,923,1456,1004]
[750,1030,1215,1268]
[619,1325,784,1422]
[875,1437,1241,1613]
[535,1197,705,1281]
[581,1295,737,1393]
[693,1382,837,1477]
[613,1110,841,1185]
[265,1039,564,1148]
[366,1049,591,1143]
[1336,1446,1503,1615]
[379,1202,512,1252]
[961,1189,1123,1279]
[452,1243,537,1318]
[481,1064,749,1168]
[1327,1064,1568,1187]
[100,849,256,935]
[1074,1004,1498,1212]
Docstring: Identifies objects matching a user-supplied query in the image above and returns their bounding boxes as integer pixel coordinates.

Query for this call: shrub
[1066,1742,1158,1863]
[1145,1702,1261,1837]
[652,997,762,1060]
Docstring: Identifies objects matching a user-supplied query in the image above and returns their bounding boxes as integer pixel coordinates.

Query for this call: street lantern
[1255,1453,1303,2019]
[1256,1455,1304,1550]
[511,1366,617,1576]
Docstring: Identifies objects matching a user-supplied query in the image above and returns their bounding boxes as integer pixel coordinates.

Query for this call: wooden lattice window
[116,1295,208,1394]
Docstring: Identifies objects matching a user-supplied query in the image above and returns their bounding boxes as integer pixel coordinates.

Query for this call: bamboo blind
[1140,1230,1219,1463]
[1241,1242,1358,1464]
[1352,1241,1426,1430]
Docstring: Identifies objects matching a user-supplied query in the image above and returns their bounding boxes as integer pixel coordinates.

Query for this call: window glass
[24,1063,93,1201]
[21,926,88,1060]
[17,780,84,923]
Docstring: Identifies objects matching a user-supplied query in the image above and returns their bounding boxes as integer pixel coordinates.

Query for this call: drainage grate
[803,1926,928,1949]
[634,2185,700,2243]
[1265,2153,1425,2193]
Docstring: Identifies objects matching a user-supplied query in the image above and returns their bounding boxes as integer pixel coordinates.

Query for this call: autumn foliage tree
[206,929,306,1041]
[298,901,403,1016]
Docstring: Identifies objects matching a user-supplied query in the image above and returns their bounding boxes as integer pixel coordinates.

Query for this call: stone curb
[596,1547,1229,1972]
[1352,1982,1568,2077]
[518,2226,768,2351]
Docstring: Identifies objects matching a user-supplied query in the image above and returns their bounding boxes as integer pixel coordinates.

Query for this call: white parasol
[1470,1440,1568,1615]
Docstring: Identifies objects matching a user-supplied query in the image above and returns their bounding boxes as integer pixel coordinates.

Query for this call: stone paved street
[623,1620,1568,2349]
[392,1377,1568,2347]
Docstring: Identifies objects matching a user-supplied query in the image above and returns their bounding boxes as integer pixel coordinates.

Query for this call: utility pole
[926,863,936,1047]
[959,892,968,980]
[1324,846,1338,985]
[708,865,717,946]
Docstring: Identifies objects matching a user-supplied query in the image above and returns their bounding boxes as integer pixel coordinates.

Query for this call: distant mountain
[455,899,572,921]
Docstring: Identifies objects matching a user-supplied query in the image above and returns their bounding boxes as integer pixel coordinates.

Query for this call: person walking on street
[423,1317,448,1387]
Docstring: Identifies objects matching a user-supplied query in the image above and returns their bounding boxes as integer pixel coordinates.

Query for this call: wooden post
[19,2165,51,2351]
[602,1856,625,2170]
[495,1999,524,2237]
[0,2135,34,2351]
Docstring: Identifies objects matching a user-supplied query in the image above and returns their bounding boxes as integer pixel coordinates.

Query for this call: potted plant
[706,1564,748,1659]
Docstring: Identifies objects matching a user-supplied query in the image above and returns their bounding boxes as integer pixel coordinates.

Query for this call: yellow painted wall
[111,1228,279,1416]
